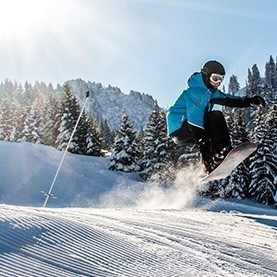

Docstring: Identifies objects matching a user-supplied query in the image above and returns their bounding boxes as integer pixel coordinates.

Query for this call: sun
[0,0,124,84]
[0,0,56,36]
[0,0,84,80]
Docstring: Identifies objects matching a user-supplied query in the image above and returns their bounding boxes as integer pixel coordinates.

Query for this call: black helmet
[201,60,225,76]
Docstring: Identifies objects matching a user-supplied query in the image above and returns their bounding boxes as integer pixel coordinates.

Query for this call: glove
[249,95,266,107]
[198,138,216,173]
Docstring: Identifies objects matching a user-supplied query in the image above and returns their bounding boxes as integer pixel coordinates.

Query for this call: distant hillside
[67,79,158,131]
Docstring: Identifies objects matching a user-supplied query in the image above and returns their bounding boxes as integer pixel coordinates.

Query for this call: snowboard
[199,142,257,184]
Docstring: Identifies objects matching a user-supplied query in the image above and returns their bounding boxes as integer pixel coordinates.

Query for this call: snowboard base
[200,142,257,184]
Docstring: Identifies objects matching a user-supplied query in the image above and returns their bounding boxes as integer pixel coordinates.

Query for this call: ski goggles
[210,73,224,83]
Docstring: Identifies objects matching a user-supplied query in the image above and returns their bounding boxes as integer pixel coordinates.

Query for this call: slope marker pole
[42,91,90,208]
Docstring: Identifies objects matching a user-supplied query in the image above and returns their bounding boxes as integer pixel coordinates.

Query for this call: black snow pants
[170,110,231,154]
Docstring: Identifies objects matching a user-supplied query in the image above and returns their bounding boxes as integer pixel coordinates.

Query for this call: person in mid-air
[166,60,265,173]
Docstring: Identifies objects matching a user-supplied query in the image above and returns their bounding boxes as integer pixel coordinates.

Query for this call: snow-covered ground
[1,204,277,276]
[0,141,277,276]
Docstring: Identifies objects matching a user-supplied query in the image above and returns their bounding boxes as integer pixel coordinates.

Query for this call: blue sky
[0,0,277,107]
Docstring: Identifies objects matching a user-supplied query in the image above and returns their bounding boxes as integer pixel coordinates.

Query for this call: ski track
[0,205,277,276]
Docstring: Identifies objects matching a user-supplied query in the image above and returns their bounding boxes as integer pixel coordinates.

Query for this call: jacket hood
[187,72,206,89]
[188,72,217,92]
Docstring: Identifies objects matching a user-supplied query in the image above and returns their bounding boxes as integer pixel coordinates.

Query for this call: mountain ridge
[67,78,158,131]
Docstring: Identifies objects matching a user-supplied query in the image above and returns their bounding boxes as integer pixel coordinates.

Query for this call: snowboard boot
[202,156,217,174]
[213,145,232,166]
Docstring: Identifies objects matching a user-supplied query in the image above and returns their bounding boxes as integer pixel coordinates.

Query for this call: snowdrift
[0,141,143,207]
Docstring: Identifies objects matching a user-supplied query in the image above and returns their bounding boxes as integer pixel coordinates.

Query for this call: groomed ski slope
[0,142,277,276]
[1,204,277,276]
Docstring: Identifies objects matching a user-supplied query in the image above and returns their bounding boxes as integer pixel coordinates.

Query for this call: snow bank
[0,141,143,207]
[0,141,204,209]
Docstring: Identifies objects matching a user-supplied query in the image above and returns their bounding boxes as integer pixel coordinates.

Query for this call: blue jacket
[166,73,248,136]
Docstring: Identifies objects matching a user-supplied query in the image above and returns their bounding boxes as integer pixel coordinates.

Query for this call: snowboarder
[166,60,265,173]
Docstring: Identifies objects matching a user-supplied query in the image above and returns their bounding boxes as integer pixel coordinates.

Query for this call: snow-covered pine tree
[231,108,249,146]
[22,81,34,106]
[275,56,277,94]
[148,110,176,184]
[0,97,15,141]
[265,55,276,103]
[20,107,33,142]
[174,140,199,169]
[140,107,175,183]
[100,119,114,150]
[108,113,140,172]
[13,106,25,142]
[228,75,240,95]
[48,82,55,94]
[32,81,41,100]
[53,98,64,148]
[223,108,251,199]
[134,127,144,166]
[223,75,240,138]
[30,98,45,144]
[18,104,43,144]
[82,113,103,156]
[250,106,266,144]
[56,85,102,155]
[251,64,262,96]
[223,107,234,144]
[74,111,90,155]
[245,64,263,128]
[248,104,277,205]
[246,64,262,98]
[223,75,240,137]
[246,68,253,97]
[43,93,60,146]
[55,83,83,153]
[1,79,16,101]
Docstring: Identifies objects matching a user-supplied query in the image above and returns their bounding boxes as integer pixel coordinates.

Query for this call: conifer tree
[265,55,276,103]
[231,108,249,146]
[265,55,275,90]
[20,107,33,142]
[228,75,240,95]
[246,69,253,97]
[245,64,263,128]
[56,83,84,153]
[109,113,140,172]
[246,65,262,97]
[0,97,15,141]
[43,93,60,146]
[224,108,250,199]
[101,119,114,150]
[14,106,25,142]
[85,114,103,156]
[31,98,45,144]
[140,107,175,182]
[248,104,277,205]
[148,110,176,183]
[74,111,103,156]
[23,81,34,106]
[251,64,262,96]
[250,106,266,144]
[53,98,64,148]
[56,84,83,153]
[29,107,42,144]
[223,106,234,142]
[275,56,277,92]
[18,104,43,144]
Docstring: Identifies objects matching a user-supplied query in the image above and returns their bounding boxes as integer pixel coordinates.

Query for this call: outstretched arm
[211,91,265,108]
